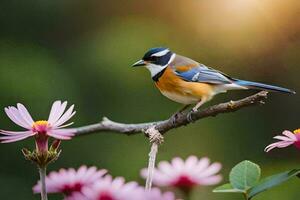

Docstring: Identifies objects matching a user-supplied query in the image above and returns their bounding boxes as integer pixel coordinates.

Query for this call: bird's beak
[132,60,146,67]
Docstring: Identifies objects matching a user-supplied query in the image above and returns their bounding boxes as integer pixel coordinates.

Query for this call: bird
[132,47,295,119]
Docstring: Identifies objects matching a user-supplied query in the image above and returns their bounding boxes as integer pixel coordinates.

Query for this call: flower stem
[38,166,48,200]
[182,189,192,200]
[243,192,250,200]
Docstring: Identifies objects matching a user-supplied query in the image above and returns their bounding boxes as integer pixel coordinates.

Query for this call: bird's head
[132,47,175,77]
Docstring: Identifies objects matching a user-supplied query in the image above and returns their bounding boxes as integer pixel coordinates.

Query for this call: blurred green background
[0,0,299,199]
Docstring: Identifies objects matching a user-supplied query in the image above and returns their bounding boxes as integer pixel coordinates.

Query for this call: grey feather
[169,54,200,67]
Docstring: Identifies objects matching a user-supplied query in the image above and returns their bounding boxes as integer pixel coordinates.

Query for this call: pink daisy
[144,188,175,200]
[0,101,76,152]
[68,175,144,200]
[265,129,300,152]
[33,166,107,196]
[141,156,222,191]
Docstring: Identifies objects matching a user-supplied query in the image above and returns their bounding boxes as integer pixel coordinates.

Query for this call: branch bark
[75,91,268,136]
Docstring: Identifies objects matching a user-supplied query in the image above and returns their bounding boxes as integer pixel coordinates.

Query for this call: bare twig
[75,91,268,136]
[38,166,48,200]
[144,127,163,191]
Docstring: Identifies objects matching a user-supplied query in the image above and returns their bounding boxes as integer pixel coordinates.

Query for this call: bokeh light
[0,0,299,199]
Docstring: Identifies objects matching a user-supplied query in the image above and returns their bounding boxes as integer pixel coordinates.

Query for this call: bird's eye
[150,56,158,62]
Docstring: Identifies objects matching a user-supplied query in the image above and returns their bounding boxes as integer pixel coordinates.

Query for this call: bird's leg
[192,99,206,112]
[187,98,206,122]
[171,104,190,125]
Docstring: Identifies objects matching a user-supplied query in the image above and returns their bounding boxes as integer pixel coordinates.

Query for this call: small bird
[132,47,295,116]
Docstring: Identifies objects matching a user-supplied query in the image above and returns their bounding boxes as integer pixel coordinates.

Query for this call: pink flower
[0,101,76,152]
[265,129,300,152]
[144,188,175,200]
[141,156,222,191]
[68,175,144,200]
[33,166,107,196]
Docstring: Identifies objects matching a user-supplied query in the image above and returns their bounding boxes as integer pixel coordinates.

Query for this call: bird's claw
[192,107,198,112]
[228,100,235,109]
[187,110,195,123]
[187,107,199,123]
[171,109,187,125]
[171,112,179,125]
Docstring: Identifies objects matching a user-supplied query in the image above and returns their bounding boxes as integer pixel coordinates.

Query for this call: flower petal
[282,130,297,140]
[0,131,34,143]
[49,129,76,136]
[56,122,74,129]
[0,130,34,136]
[197,162,222,178]
[265,141,294,152]
[47,132,72,140]
[184,155,198,171]
[158,161,177,177]
[48,101,67,125]
[52,105,75,127]
[194,157,210,174]
[112,177,125,190]
[5,107,31,129]
[47,129,75,140]
[17,103,34,126]
[273,135,296,142]
[171,157,184,172]
[198,175,222,185]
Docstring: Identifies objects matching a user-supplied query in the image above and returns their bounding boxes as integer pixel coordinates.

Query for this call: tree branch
[75,91,268,136]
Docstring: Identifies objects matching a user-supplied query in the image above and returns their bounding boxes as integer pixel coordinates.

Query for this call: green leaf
[248,169,300,199]
[229,160,261,191]
[213,183,245,193]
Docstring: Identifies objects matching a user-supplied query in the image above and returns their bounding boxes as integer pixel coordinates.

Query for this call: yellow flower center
[32,120,48,128]
[293,129,300,135]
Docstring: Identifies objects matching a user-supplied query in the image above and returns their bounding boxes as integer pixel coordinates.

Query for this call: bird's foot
[192,107,198,112]
[170,105,190,125]
[171,112,181,125]
[187,108,198,123]
[228,100,235,109]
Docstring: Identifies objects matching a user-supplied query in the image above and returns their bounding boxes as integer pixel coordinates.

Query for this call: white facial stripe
[145,63,164,77]
[152,49,170,57]
[167,53,176,65]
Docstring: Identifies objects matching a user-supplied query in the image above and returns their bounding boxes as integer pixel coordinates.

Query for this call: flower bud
[50,139,61,151]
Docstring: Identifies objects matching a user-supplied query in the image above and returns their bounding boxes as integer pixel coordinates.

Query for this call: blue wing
[175,64,233,84]
[175,64,295,94]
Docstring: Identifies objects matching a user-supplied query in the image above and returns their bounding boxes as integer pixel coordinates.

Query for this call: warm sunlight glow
[225,0,261,13]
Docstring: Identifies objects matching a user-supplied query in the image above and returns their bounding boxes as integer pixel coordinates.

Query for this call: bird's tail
[233,79,296,94]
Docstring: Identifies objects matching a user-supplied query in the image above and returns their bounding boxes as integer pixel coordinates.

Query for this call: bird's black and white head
[132,47,176,78]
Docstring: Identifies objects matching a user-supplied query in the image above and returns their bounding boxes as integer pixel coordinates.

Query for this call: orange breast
[155,67,214,104]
